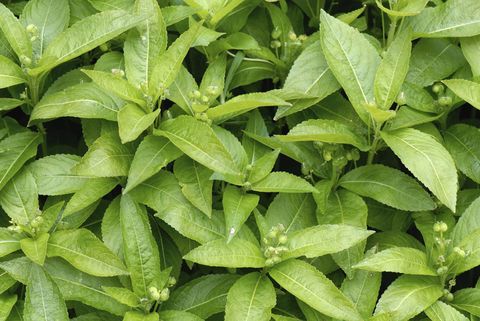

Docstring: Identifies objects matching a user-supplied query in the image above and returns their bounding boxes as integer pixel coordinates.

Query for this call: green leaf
[374,28,412,110]
[117,103,160,143]
[284,224,373,259]
[265,193,317,234]
[406,39,465,87]
[31,10,145,74]
[0,293,16,321]
[225,272,276,321]
[29,154,87,196]
[0,168,40,226]
[20,233,49,266]
[101,197,123,258]
[0,98,23,111]
[381,128,458,212]
[354,247,436,275]
[47,228,128,277]
[339,164,436,211]
[183,238,265,268]
[247,149,279,184]
[461,35,480,77]
[30,83,124,122]
[269,259,363,321]
[0,228,22,258]
[320,9,381,123]
[130,171,223,244]
[425,301,469,321]
[82,69,146,107]
[251,172,318,194]
[375,0,428,17]
[374,275,443,321]
[158,311,203,321]
[443,79,480,111]
[0,270,16,295]
[45,258,129,316]
[124,0,167,87]
[123,312,159,321]
[223,185,259,242]
[0,55,26,89]
[451,288,480,317]
[163,274,240,319]
[341,253,382,318]
[63,177,117,216]
[276,119,369,151]
[125,135,182,193]
[20,0,69,56]
[149,21,201,102]
[120,194,161,297]
[24,265,69,321]
[0,131,41,191]
[444,124,480,184]
[156,115,242,179]
[74,131,134,177]
[173,156,213,217]
[276,41,340,119]
[207,92,289,123]
[199,54,226,104]
[410,0,480,38]
[0,3,31,59]
[102,287,139,307]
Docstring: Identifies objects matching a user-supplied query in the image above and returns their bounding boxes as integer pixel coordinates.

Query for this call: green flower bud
[99,43,109,52]
[278,234,288,245]
[207,85,219,96]
[264,246,275,257]
[168,276,177,287]
[276,246,289,253]
[271,27,282,39]
[436,266,448,275]
[323,150,332,162]
[396,91,407,106]
[272,256,282,264]
[446,293,454,302]
[453,247,466,258]
[201,95,209,104]
[439,222,448,232]
[265,258,275,267]
[267,229,278,240]
[30,36,38,42]
[438,96,452,107]
[243,181,252,191]
[111,68,125,78]
[270,40,281,49]
[298,34,308,42]
[433,222,443,232]
[288,31,297,41]
[192,90,202,99]
[26,24,38,34]
[432,83,445,94]
[159,288,170,302]
[20,55,32,66]
[148,287,160,301]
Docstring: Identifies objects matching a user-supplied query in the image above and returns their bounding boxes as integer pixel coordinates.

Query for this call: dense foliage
[0,0,480,320]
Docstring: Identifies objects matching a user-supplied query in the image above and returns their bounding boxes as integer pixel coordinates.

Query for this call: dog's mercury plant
[0,0,479,320]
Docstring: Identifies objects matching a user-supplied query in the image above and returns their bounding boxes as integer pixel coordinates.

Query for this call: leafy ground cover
[0,0,479,320]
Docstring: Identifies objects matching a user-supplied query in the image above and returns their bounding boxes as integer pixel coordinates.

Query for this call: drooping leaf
[381,128,458,211]
[339,164,436,211]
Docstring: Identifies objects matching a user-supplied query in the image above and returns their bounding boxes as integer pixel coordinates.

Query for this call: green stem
[386,17,398,47]
[367,133,381,165]
[28,74,48,156]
